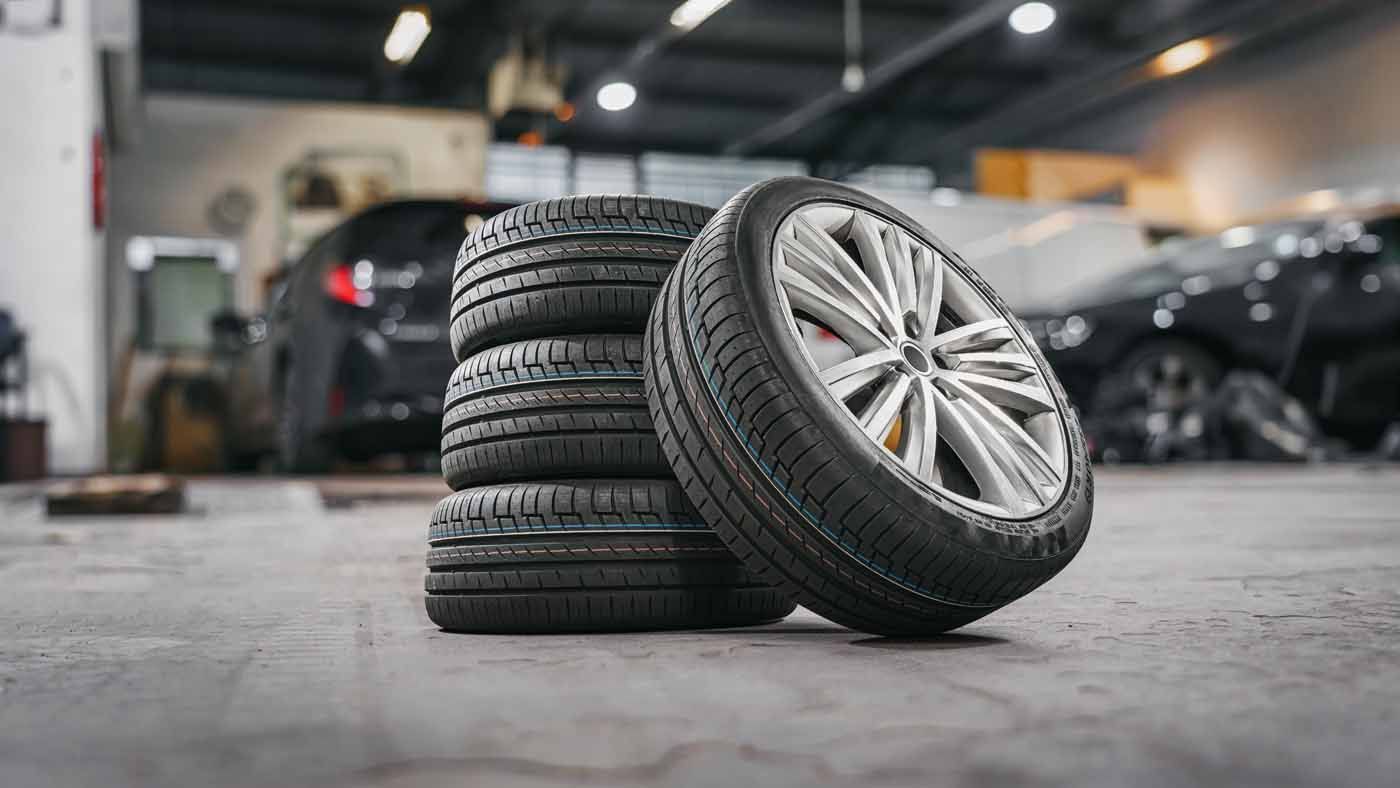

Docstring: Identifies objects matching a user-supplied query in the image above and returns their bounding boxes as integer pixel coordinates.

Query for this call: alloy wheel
[771,202,1069,518]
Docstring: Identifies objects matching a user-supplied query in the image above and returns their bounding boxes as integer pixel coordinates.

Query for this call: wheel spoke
[942,370,1055,414]
[941,350,1037,380]
[912,246,944,341]
[778,243,890,340]
[926,319,1013,353]
[780,266,892,353]
[791,214,901,335]
[883,226,920,317]
[942,376,1057,483]
[949,397,1047,510]
[933,391,1024,513]
[857,373,912,444]
[820,347,901,400]
[898,379,940,480]
[849,213,902,332]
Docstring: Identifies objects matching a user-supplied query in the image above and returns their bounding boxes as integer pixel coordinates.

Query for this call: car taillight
[323,263,374,307]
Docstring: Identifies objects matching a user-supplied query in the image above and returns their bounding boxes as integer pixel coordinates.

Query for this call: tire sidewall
[714,177,1092,560]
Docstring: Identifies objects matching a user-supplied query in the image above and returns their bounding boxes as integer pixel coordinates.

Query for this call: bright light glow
[842,64,866,93]
[1154,38,1212,77]
[1181,275,1212,296]
[670,0,731,31]
[1009,2,1056,35]
[596,81,637,112]
[384,8,431,64]
[1220,226,1256,249]
[1153,308,1175,329]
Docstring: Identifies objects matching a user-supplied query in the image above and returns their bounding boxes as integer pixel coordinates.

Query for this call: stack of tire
[427,179,1094,636]
[425,195,798,632]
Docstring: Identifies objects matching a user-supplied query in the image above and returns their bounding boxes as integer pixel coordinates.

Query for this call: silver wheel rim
[771,202,1069,518]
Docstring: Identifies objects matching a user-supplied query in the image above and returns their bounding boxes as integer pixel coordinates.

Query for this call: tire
[440,335,670,490]
[1087,339,1223,463]
[450,195,714,361]
[424,479,797,633]
[277,362,333,473]
[1105,338,1223,413]
[644,177,1093,636]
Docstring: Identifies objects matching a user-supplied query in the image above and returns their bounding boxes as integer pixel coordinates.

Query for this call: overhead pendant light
[1154,38,1213,77]
[596,81,638,112]
[384,6,432,65]
[1009,2,1056,35]
[670,0,732,31]
[842,0,865,92]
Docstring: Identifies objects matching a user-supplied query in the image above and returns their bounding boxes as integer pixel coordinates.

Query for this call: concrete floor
[1,467,1398,788]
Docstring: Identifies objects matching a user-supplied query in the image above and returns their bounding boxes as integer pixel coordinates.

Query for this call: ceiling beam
[723,0,1026,156]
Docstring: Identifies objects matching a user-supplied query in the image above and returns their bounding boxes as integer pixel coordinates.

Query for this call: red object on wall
[92,131,107,230]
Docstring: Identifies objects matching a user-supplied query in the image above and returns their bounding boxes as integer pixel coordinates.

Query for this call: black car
[1022,208,1400,455]
[221,199,512,470]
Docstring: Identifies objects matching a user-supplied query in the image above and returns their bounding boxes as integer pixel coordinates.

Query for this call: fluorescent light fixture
[596,81,638,112]
[384,7,431,65]
[1009,2,1056,35]
[1154,38,1212,76]
[670,0,731,31]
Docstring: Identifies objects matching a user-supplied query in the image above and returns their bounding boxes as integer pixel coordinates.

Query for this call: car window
[350,204,475,250]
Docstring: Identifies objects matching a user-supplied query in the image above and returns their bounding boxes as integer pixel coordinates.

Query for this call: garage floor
[2,467,1397,788]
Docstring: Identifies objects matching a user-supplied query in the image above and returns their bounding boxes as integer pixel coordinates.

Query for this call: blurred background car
[1023,209,1400,459]
[220,199,512,471]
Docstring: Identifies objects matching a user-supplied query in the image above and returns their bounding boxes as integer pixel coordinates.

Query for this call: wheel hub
[900,341,935,376]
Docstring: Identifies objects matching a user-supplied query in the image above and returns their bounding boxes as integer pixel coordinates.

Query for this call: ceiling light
[841,64,865,93]
[1154,38,1212,77]
[384,7,431,64]
[596,81,637,112]
[1009,3,1056,35]
[670,0,731,31]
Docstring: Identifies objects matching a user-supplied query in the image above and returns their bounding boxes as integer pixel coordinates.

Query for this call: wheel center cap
[900,341,934,376]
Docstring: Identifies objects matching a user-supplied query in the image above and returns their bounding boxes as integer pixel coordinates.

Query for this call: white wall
[0,0,106,474]
[108,95,490,328]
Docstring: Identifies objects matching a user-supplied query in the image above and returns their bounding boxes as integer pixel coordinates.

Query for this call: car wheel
[277,362,333,474]
[645,177,1093,636]
[1111,339,1223,414]
[424,479,796,633]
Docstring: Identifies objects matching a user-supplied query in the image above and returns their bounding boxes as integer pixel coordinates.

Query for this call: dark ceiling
[141,0,1387,179]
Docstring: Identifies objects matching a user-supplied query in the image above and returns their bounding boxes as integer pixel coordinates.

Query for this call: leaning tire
[644,177,1093,636]
[440,335,671,490]
[449,196,714,360]
[424,479,797,633]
